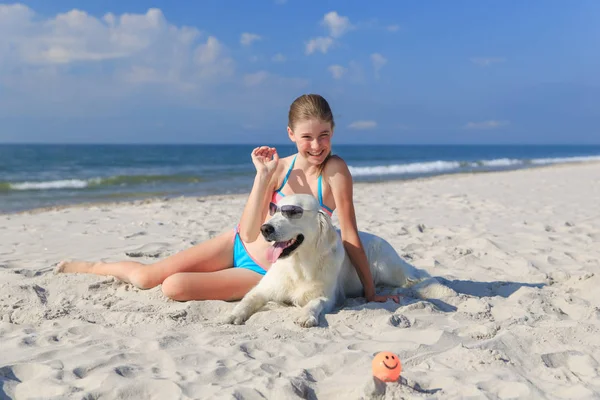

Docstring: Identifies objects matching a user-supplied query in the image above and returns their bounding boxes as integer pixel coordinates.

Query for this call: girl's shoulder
[322,154,353,189]
[323,154,350,177]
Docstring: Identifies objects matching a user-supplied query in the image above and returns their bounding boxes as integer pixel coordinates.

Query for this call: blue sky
[0,1,598,144]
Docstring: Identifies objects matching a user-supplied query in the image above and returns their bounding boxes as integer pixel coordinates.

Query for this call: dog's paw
[218,314,234,325]
[220,313,247,325]
[295,313,319,328]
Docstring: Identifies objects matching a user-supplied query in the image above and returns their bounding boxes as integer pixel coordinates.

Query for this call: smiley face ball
[372,351,402,382]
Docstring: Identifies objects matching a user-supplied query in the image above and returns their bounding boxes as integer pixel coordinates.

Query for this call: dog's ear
[317,210,338,251]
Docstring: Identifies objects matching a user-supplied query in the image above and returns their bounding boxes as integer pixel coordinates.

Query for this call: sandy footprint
[456,297,493,320]
[125,242,171,258]
[455,323,499,340]
[541,350,599,375]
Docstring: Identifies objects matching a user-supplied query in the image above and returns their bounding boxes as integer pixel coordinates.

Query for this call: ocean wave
[2,154,598,191]
[348,160,462,176]
[0,174,203,191]
[7,179,89,191]
[480,158,523,167]
[530,155,600,165]
[348,155,599,177]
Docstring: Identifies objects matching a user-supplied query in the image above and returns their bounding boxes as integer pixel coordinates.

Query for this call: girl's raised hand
[251,146,279,177]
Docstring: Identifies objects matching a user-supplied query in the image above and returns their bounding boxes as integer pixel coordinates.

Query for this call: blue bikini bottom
[232,225,267,276]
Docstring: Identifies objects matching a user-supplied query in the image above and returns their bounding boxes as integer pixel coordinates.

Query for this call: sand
[1,162,600,399]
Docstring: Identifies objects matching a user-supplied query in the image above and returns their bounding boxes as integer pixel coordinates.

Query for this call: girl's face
[287,119,333,167]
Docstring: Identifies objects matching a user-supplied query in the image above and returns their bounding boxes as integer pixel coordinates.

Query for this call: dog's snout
[261,224,275,238]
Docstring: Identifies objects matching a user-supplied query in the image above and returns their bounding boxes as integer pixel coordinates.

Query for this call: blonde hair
[288,94,335,172]
[288,94,335,131]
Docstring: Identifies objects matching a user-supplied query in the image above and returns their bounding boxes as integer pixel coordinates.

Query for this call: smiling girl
[57,94,398,304]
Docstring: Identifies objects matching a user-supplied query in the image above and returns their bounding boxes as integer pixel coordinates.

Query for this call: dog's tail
[409,277,457,299]
[368,235,426,286]
[375,239,456,298]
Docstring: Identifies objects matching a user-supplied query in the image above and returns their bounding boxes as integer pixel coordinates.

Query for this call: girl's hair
[288,94,335,172]
[288,94,335,131]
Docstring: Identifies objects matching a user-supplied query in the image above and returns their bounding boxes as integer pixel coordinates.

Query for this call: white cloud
[470,57,505,67]
[2,7,174,65]
[464,120,510,129]
[0,3,34,27]
[195,36,226,64]
[329,61,365,84]
[328,65,346,79]
[305,36,334,55]
[0,4,320,123]
[0,4,235,88]
[348,120,377,130]
[191,36,235,81]
[386,24,400,32]
[371,53,387,78]
[272,53,286,62]
[240,32,261,46]
[304,11,353,56]
[322,11,353,38]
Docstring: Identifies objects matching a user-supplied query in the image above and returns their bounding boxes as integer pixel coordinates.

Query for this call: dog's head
[261,194,337,263]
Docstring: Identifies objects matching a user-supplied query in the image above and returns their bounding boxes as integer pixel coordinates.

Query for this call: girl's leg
[161,268,263,301]
[56,229,236,289]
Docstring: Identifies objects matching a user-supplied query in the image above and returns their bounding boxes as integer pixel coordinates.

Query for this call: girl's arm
[327,157,399,303]
[238,147,279,243]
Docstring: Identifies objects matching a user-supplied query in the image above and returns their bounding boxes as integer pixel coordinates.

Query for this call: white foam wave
[348,161,461,176]
[530,155,600,165]
[348,154,600,177]
[10,179,90,190]
[7,155,600,188]
[480,158,523,167]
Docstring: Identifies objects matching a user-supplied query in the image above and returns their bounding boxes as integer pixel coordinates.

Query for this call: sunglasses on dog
[269,202,316,219]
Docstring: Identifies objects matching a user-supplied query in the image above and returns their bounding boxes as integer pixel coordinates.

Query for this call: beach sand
[1,162,600,399]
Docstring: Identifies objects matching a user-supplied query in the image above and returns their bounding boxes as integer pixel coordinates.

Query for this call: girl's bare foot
[54,259,155,289]
[54,260,97,274]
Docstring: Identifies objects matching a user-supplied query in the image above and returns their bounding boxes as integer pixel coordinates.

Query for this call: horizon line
[1,142,599,146]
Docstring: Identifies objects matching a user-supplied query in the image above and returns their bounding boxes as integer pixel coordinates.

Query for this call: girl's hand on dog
[251,146,279,177]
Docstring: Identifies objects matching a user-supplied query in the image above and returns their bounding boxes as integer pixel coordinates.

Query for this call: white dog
[224,194,453,328]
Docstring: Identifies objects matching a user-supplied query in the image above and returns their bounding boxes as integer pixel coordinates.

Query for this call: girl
[57,94,399,304]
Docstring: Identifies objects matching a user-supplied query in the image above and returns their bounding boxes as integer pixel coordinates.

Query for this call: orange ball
[372,351,402,382]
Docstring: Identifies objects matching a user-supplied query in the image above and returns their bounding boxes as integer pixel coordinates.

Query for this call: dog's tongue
[266,242,287,263]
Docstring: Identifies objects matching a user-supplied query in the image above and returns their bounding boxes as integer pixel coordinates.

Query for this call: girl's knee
[129,266,159,290]
[161,274,189,301]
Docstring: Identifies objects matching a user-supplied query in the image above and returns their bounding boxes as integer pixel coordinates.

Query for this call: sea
[1,144,599,214]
